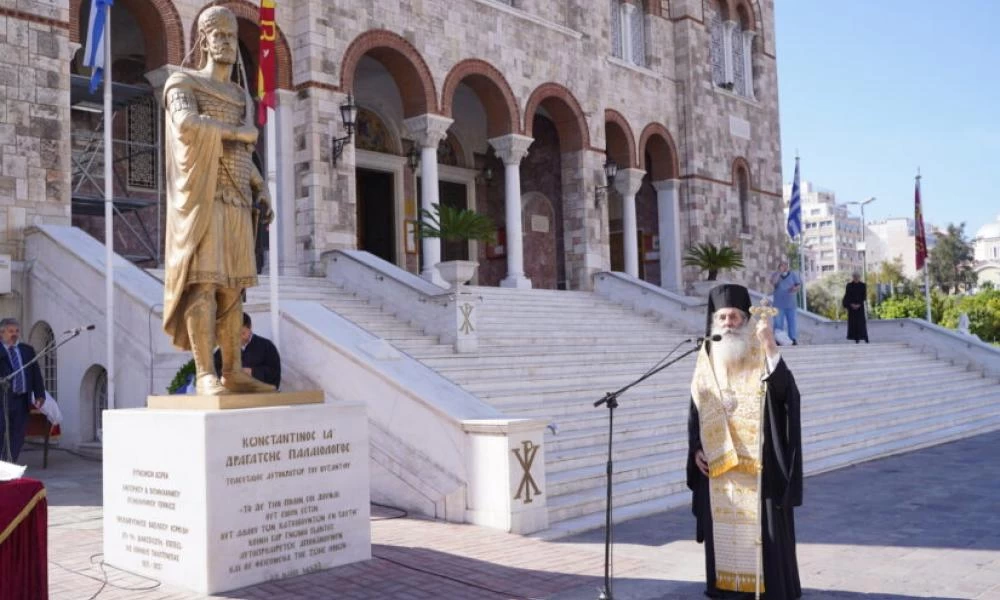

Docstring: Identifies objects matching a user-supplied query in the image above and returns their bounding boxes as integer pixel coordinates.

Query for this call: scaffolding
[70,74,164,265]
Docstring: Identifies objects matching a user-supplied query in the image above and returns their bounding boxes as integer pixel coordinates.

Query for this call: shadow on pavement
[562,430,1000,553]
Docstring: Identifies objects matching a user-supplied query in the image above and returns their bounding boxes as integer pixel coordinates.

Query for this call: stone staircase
[244,277,1000,538]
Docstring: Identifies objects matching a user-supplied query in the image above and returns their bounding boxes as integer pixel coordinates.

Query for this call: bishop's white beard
[711,322,753,370]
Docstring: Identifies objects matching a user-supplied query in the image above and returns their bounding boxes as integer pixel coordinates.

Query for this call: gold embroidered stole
[691,344,767,593]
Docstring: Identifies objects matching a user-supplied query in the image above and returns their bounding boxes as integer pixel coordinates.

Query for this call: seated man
[214,313,281,390]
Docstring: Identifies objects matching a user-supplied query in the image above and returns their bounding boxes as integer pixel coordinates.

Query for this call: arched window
[736,165,751,233]
[81,364,108,442]
[709,2,727,86]
[709,1,756,98]
[28,322,56,400]
[732,6,756,98]
[610,0,647,67]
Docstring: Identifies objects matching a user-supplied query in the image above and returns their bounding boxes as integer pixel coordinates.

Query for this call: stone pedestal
[102,397,371,595]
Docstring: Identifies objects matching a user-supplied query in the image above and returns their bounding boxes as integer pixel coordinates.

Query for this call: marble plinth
[102,400,371,594]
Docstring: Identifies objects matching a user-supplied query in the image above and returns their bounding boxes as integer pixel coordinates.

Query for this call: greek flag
[786,157,802,239]
[83,0,114,93]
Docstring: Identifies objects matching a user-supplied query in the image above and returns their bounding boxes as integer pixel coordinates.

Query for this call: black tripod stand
[1,327,90,462]
[592,336,713,600]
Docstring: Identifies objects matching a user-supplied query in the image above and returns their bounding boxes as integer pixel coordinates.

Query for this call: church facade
[2,0,784,294]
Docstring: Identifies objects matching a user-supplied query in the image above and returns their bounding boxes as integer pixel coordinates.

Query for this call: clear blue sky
[775,0,998,237]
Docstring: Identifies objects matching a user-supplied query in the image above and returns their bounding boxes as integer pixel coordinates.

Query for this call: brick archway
[604,109,638,169]
[70,0,185,69]
[638,123,680,180]
[731,156,752,186]
[441,59,520,137]
[188,0,294,90]
[340,30,438,117]
[523,83,590,152]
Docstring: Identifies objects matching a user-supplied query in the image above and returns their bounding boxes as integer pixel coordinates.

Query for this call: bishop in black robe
[686,284,803,599]
[842,276,868,343]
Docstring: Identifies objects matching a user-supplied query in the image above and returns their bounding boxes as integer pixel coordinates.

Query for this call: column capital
[488,134,534,165]
[723,19,739,34]
[404,114,454,148]
[614,168,646,197]
[651,178,680,193]
[741,29,757,42]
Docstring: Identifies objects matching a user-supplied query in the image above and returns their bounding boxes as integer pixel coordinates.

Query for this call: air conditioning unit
[0,255,11,295]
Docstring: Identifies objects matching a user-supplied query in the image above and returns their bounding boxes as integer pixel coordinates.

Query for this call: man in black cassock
[686,284,802,599]
[842,272,869,343]
[214,313,281,389]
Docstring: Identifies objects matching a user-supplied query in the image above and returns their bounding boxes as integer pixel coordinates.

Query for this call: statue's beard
[711,322,753,370]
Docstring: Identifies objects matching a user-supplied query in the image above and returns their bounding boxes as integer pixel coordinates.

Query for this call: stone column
[741,30,757,100]
[653,179,683,292]
[404,114,453,287]
[488,134,534,289]
[615,168,646,278]
[275,89,298,274]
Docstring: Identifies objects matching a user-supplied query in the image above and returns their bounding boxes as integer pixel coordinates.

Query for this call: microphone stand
[593,338,706,600]
[1,330,85,462]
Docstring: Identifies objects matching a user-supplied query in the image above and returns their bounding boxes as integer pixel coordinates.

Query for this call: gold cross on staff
[749,297,779,320]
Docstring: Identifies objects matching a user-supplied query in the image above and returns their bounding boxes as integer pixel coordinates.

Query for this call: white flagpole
[266,107,279,348]
[923,267,932,322]
[103,4,115,410]
[798,234,807,311]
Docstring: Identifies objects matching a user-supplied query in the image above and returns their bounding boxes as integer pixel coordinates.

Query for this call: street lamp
[331,93,358,166]
[594,159,619,206]
[846,197,875,282]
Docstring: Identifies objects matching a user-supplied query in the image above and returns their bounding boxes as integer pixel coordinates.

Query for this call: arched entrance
[638,123,682,291]
[604,111,640,279]
[342,31,437,271]
[523,84,591,289]
[440,59,520,286]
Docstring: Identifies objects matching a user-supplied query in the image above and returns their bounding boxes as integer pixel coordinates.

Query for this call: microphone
[64,324,96,335]
[689,334,723,344]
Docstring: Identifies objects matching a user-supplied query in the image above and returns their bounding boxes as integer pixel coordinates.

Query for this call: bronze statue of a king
[162,6,274,396]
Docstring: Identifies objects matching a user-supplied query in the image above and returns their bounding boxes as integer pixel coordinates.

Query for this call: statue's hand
[257,195,274,227]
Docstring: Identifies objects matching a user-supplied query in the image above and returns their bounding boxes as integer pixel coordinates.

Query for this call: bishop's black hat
[705,283,752,336]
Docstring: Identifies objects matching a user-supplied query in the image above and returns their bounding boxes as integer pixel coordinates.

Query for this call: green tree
[876,257,907,287]
[940,289,1000,343]
[785,240,802,271]
[873,289,950,323]
[804,271,851,320]
[873,296,928,320]
[928,223,977,294]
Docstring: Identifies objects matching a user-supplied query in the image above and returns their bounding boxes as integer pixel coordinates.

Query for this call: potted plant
[683,242,745,296]
[419,203,497,288]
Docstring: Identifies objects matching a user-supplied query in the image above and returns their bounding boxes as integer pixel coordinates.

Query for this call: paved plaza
[26,430,1000,600]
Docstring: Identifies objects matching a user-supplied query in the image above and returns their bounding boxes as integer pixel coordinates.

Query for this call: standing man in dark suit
[214,313,281,390]
[0,318,46,462]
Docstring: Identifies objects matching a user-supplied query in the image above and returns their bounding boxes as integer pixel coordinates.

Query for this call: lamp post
[846,197,875,282]
[847,197,875,315]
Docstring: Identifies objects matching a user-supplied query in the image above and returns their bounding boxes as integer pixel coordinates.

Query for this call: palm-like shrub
[418,203,496,244]
[683,242,745,281]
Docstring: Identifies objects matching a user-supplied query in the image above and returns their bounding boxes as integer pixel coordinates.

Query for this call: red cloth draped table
[0,478,48,600]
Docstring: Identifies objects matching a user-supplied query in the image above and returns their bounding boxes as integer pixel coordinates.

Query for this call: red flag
[914,176,928,271]
[256,0,277,126]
